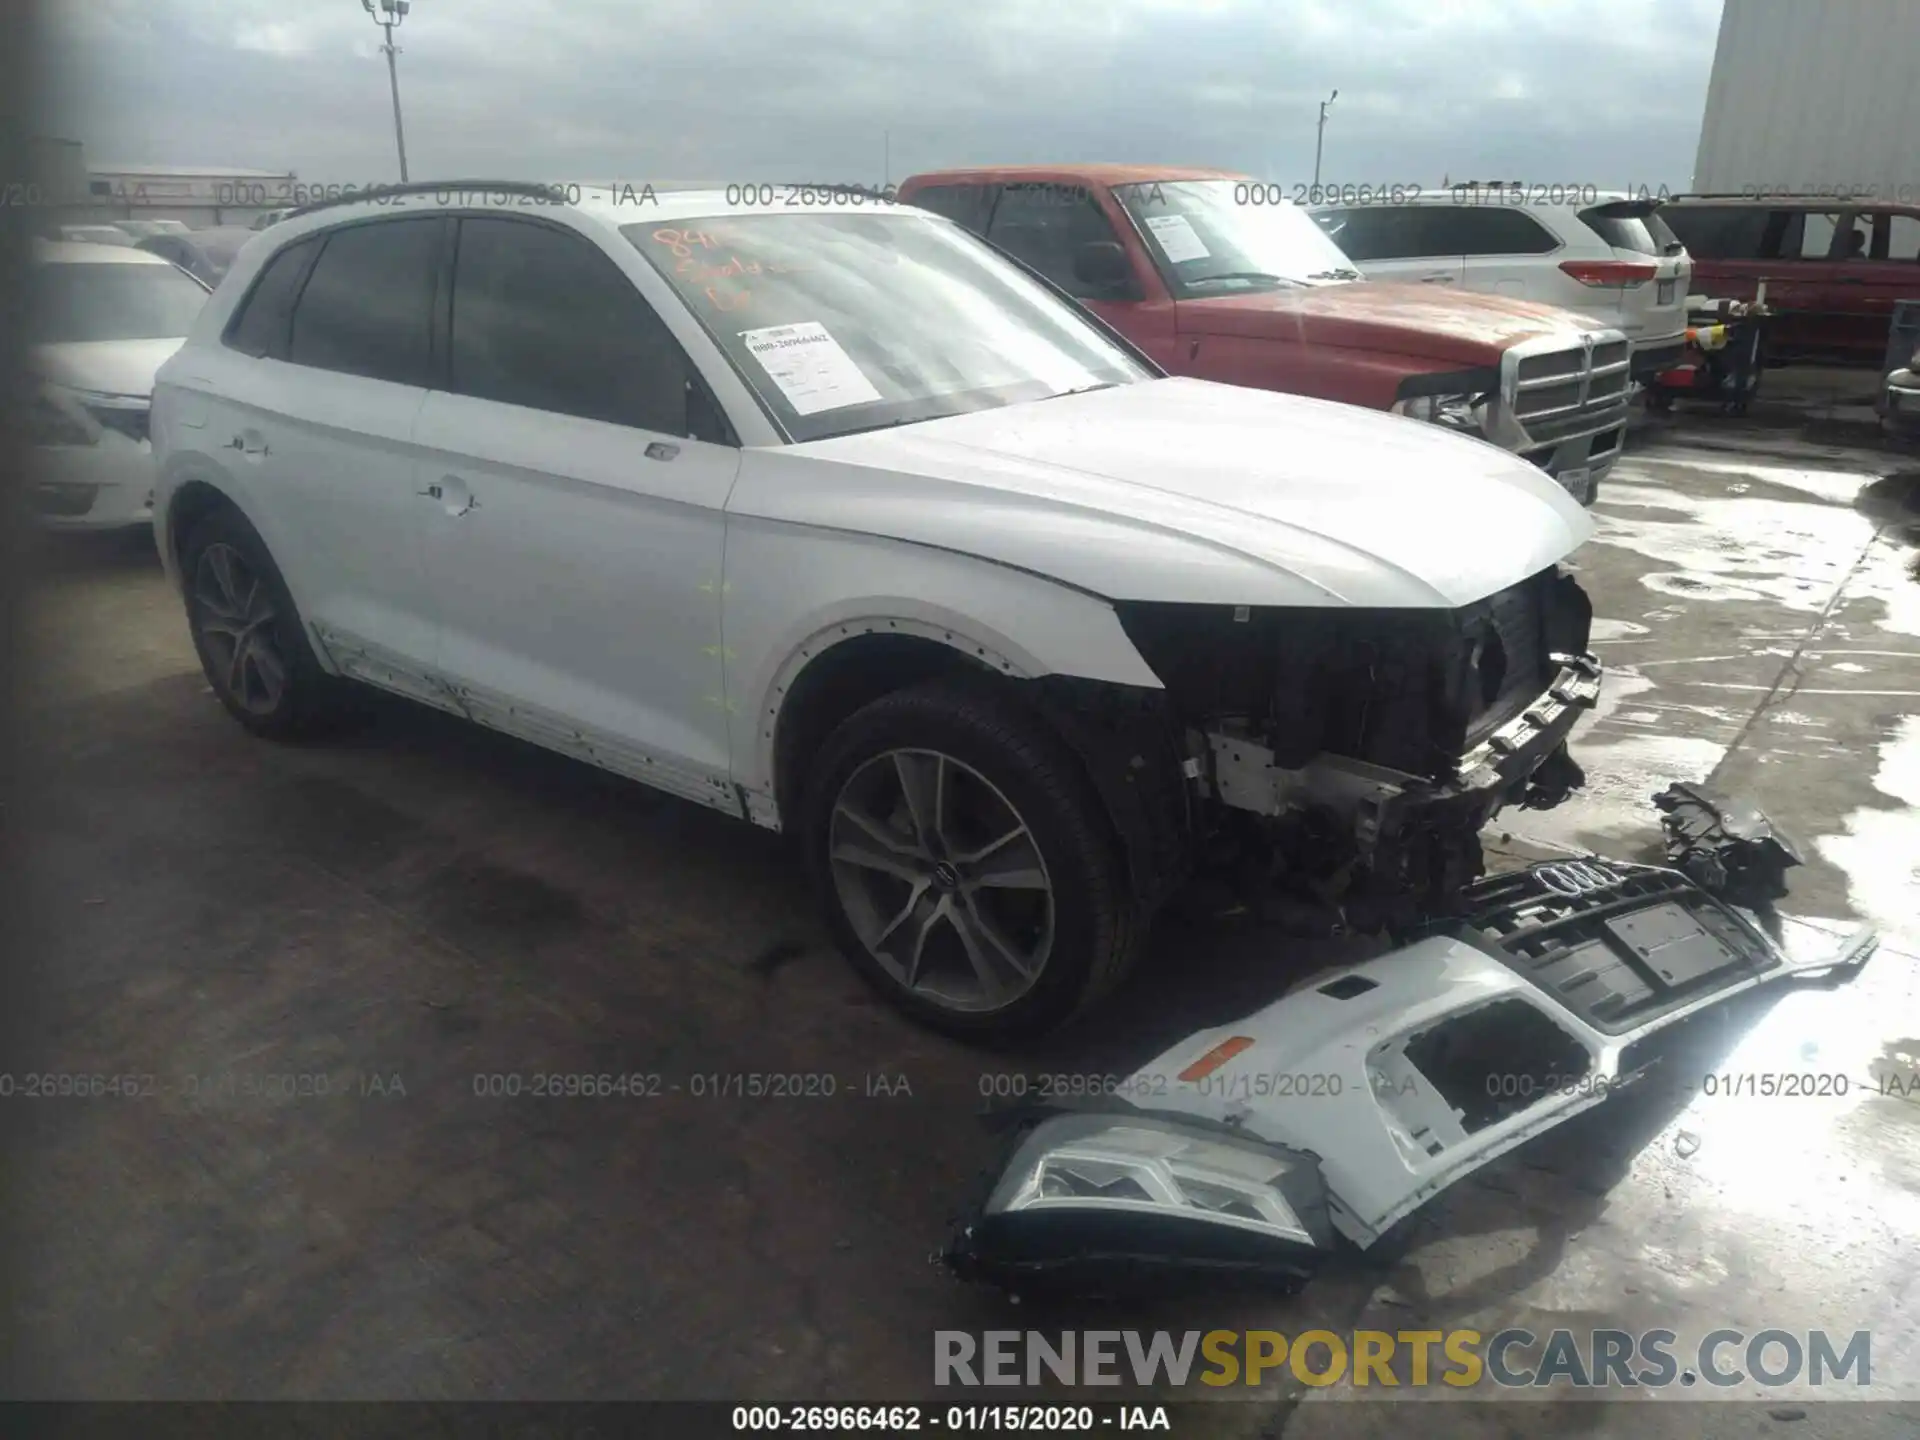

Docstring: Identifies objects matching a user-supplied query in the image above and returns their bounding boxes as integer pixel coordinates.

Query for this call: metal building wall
[1693,0,1920,197]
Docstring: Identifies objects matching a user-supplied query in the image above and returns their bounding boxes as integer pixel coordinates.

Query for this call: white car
[1313,188,1693,381]
[56,223,137,248]
[24,241,211,530]
[114,218,195,240]
[151,182,1603,1040]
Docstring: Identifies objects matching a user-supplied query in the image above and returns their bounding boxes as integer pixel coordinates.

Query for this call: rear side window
[448,216,690,435]
[1660,206,1770,259]
[223,237,318,359]
[1422,206,1558,256]
[1579,206,1681,255]
[907,184,996,236]
[288,217,442,385]
[1316,207,1423,261]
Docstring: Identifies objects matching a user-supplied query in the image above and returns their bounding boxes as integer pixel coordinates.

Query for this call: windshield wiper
[1185,270,1303,289]
[1041,382,1122,401]
[1305,267,1362,280]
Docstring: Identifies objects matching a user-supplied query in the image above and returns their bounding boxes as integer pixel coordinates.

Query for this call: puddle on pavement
[1814,714,1920,951]
[1593,479,1880,613]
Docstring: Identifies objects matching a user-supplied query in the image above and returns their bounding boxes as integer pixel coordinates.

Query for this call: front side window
[288,217,441,385]
[1113,180,1360,297]
[1794,210,1854,259]
[908,184,997,236]
[983,184,1135,299]
[625,210,1151,444]
[33,261,210,343]
[449,217,690,435]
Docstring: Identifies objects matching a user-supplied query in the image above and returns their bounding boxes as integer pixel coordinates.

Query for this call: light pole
[361,0,412,183]
[1312,88,1338,189]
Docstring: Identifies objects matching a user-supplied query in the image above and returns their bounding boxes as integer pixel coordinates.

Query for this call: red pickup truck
[899,165,1632,505]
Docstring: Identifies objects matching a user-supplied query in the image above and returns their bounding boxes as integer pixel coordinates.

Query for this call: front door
[411,214,743,811]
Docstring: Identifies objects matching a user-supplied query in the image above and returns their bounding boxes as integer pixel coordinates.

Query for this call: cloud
[40,0,1724,191]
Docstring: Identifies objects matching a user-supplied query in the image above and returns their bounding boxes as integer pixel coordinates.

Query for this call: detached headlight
[1390,392,1486,432]
[941,1111,1332,1295]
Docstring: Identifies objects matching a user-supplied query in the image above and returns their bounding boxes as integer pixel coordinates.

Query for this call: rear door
[202,215,446,698]
[1314,205,1462,287]
[1448,205,1560,303]
[410,214,742,806]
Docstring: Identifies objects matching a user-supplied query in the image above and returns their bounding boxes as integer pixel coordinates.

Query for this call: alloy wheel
[828,748,1055,1014]
[193,541,289,717]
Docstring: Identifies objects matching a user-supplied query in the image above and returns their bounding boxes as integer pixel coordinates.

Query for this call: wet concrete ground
[8,409,1919,1434]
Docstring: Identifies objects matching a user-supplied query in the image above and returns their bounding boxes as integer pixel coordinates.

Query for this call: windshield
[625,210,1151,443]
[1113,180,1362,297]
[34,262,209,343]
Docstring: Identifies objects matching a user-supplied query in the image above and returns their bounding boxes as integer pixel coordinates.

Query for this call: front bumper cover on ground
[941,859,1877,1290]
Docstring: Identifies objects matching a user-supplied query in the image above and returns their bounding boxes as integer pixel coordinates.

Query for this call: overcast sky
[43,0,1724,191]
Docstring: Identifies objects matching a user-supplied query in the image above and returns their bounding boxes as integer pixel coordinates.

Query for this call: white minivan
[1313,189,1692,381]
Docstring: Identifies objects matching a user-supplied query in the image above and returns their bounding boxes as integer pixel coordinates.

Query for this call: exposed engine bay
[1112,565,1601,932]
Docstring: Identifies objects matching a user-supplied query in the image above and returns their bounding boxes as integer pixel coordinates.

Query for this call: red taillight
[1560,260,1658,287]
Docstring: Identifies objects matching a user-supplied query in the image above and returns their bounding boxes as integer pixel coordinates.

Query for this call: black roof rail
[1669,190,1889,202]
[284,179,577,222]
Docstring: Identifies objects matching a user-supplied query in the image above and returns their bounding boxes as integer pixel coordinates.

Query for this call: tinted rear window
[1660,206,1769,259]
[224,237,319,360]
[1580,206,1681,255]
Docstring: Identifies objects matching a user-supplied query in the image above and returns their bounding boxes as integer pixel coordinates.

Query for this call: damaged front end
[1117,565,1602,931]
[941,858,1876,1291]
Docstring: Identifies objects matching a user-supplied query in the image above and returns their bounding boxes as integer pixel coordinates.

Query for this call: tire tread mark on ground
[1705,524,1889,789]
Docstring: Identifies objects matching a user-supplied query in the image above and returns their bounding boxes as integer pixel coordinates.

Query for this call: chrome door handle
[1420,275,1456,284]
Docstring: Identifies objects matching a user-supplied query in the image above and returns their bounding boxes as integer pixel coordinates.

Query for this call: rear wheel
[181,505,349,739]
[801,677,1140,1043]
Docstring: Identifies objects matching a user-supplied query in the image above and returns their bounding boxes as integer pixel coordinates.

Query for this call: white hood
[33,338,186,401]
[738,377,1594,609]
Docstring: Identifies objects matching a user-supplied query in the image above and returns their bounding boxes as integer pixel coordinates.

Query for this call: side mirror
[1072,241,1134,293]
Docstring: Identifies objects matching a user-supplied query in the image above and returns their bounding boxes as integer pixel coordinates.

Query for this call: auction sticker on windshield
[740,321,883,416]
[1144,213,1210,264]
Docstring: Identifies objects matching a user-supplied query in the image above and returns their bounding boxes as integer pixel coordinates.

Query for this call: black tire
[180,503,350,739]
[800,676,1141,1044]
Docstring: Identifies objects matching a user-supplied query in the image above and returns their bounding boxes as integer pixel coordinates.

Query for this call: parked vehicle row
[148,182,1603,1041]
[898,166,1636,507]
[1656,195,1920,367]
[1309,189,1693,381]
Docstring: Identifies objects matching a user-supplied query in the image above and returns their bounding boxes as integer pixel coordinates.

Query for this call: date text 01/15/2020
[729,1404,1173,1432]
[1230,182,1678,207]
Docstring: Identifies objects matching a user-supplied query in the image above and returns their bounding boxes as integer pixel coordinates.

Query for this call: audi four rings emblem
[1537,860,1619,896]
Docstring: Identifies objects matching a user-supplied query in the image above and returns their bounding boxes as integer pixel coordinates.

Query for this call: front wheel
[801,678,1141,1043]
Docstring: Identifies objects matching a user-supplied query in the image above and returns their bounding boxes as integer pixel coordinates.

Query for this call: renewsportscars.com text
[934,1328,1872,1390]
